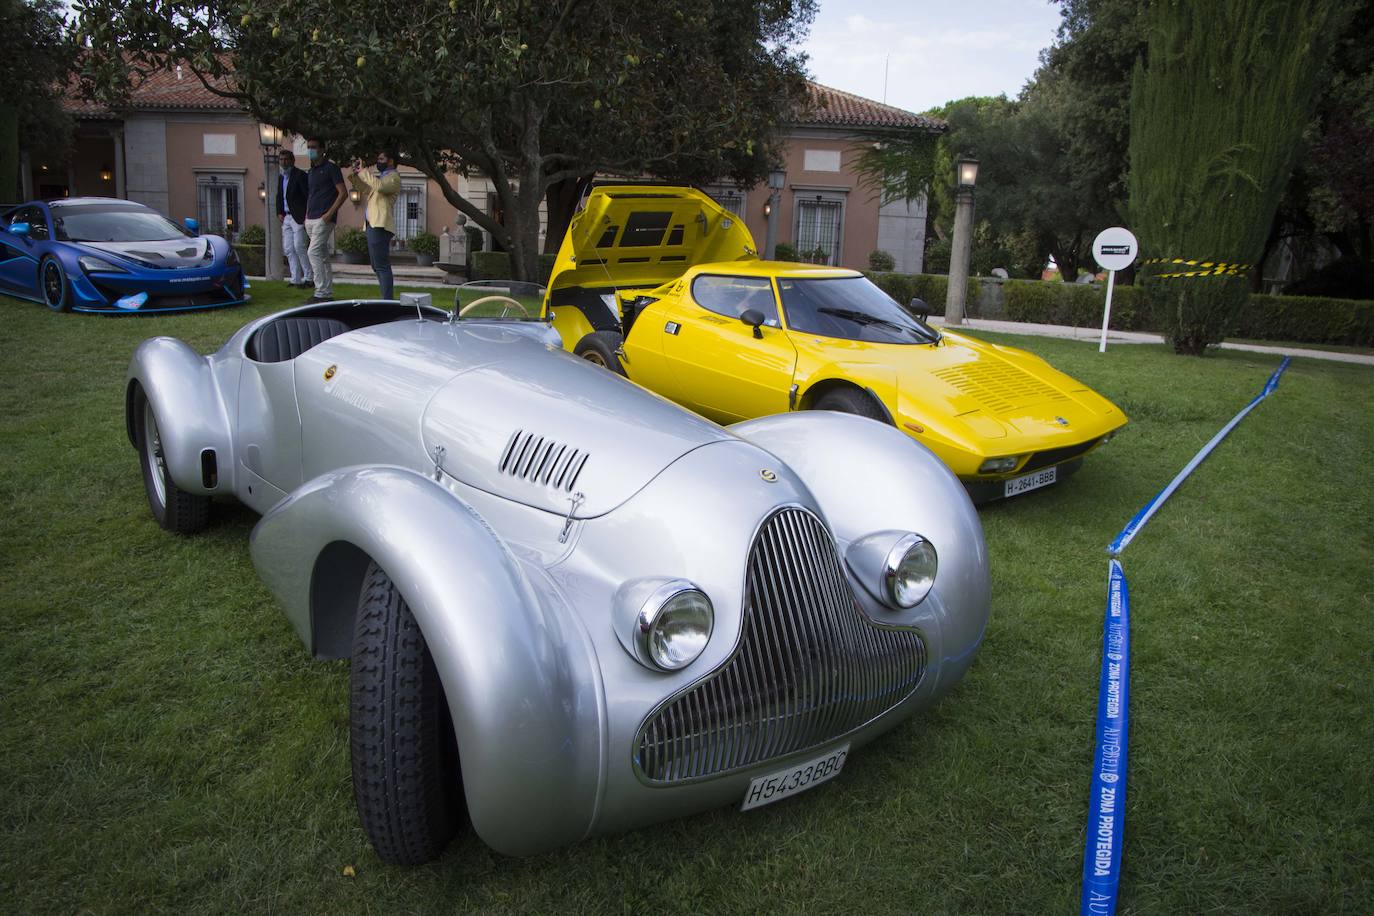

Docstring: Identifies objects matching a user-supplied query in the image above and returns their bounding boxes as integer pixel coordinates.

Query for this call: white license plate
[1005,466,1057,497]
[741,745,849,811]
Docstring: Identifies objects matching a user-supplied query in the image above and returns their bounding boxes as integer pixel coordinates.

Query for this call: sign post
[1091,227,1138,353]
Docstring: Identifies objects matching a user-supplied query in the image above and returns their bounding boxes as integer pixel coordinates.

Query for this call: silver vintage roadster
[125,286,990,863]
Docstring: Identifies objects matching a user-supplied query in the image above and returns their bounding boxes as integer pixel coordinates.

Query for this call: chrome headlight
[615,578,714,671]
[79,255,127,274]
[847,530,939,609]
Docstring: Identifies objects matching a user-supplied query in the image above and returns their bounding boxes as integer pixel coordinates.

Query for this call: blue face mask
[307,149,320,162]
[376,159,388,171]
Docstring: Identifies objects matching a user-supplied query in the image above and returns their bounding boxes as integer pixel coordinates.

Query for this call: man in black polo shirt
[303,137,348,302]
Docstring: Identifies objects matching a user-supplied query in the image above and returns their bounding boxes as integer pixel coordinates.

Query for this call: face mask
[307,149,320,162]
[376,160,388,171]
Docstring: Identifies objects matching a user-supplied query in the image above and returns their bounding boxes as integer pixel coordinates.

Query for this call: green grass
[2,285,1372,914]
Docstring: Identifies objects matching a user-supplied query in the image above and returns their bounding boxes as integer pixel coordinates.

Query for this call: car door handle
[664,321,681,336]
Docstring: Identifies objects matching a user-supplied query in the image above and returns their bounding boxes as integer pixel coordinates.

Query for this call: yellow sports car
[545,185,1127,500]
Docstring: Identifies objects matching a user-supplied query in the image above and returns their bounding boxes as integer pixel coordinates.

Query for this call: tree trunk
[544,174,592,255]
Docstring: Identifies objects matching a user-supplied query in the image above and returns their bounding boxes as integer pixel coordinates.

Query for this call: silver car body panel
[128,301,991,855]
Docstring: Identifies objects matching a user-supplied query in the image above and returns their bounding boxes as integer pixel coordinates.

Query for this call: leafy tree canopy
[73,0,815,279]
[0,0,76,191]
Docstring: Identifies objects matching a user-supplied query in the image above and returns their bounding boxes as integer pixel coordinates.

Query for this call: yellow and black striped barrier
[1140,257,1252,279]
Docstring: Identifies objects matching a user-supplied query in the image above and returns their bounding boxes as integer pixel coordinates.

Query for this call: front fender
[126,337,233,494]
[249,466,603,856]
[731,412,990,696]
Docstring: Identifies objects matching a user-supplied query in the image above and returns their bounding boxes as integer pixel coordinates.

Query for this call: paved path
[932,316,1374,366]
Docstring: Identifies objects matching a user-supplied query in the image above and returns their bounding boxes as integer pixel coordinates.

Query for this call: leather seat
[253,317,350,362]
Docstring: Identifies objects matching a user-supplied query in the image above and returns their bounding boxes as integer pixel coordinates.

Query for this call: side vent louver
[499,430,589,492]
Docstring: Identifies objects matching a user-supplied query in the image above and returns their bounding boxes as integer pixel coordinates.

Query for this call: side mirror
[909,297,930,317]
[184,217,200,236]
[8,222,30,239]
[740,308,766,339]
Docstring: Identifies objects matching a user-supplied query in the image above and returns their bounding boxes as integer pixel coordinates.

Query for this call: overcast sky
[799,0,1064,114]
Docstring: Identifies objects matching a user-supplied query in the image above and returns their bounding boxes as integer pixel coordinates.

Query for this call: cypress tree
[1128,0,1351,354]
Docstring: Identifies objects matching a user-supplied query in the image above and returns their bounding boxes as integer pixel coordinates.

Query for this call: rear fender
[249,465,603,856]
[126,337,233,494]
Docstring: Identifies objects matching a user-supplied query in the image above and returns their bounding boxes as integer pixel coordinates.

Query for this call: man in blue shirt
[303,137,348,302]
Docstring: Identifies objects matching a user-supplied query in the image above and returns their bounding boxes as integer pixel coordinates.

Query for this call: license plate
[741,745,849,811]
[1005,466,1057,497]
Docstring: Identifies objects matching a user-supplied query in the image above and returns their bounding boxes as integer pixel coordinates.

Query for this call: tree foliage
[0,0,76,197]
[1129,0,1351,354]
[73,0,815,279]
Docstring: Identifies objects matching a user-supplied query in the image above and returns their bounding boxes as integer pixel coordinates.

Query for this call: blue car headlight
[78,255,128,274]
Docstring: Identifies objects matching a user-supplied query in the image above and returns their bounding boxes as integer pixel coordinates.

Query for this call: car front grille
[634,507,926,784]
[1020,437,1100,473]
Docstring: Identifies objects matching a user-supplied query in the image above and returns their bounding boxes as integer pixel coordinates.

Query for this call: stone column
[111,128,126,200]
[945,187,975,325]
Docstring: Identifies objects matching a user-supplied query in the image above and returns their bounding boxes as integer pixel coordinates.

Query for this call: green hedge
[469,251,557,283]
[863,271,973,317]
[1234,294,1374,347]
[864,271,1374,346]
[232,244,264,277]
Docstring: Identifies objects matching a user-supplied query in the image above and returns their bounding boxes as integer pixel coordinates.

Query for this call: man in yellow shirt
[349,150,403,299]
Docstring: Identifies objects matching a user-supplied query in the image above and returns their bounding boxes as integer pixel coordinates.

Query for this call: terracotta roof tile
[802,82,945,132]
[66,65,240,117]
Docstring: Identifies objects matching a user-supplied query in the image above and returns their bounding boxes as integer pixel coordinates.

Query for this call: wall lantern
[258,181,267,201]
[100,164,113,182]
[763,200,772,217]
[349,188,362,204]
[956,156,980,189]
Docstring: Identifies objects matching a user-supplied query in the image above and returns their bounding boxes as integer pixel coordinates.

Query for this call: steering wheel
[458,295,530,318]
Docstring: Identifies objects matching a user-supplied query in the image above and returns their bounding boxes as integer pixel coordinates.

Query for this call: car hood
[545,185,758,298]
[422,329,733,518]
[83,237,213,268]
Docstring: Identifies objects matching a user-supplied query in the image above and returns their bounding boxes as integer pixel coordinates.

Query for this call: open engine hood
[546,185,760,296]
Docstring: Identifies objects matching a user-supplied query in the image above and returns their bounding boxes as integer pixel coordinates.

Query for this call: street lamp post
[258,123,284,282]
[944,156,979,325]
[763,166,786,260]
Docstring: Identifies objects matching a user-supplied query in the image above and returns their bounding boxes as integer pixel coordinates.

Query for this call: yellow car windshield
[777,276,938,345]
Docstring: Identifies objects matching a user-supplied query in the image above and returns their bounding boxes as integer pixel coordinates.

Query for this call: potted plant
[411,231,440,267]
[336,227,369,264]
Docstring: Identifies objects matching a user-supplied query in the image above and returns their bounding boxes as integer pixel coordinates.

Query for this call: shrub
[237,224,266,246]
[1235,293,1374,346]
[231,244,264,277]
[923,238,952,274]
[469,251,558,284]
[868,249,895,271]
[410,231,439,258]
[336,227,369,255]
[773,242,800,261]
[464,225,484,254]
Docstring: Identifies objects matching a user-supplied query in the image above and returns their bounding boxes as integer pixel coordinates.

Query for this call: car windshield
[777,276,939,344]
[454,280,548,319]
[53,205,190,243]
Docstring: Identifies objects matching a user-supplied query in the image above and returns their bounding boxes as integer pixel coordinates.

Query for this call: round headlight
[886,534,938,608]
[636,583,713,671]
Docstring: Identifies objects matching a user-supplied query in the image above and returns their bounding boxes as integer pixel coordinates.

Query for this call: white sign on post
[1092,227,1138,353]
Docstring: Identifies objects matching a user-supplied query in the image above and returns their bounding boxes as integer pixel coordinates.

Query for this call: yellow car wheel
[573,331,626,376]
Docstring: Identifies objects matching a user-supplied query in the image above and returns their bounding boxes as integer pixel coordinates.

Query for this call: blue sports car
[0,197,248,314]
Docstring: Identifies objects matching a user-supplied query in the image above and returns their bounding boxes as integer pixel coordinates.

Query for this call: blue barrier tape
[1080,559,1131,916]
[1108,357,1290,556]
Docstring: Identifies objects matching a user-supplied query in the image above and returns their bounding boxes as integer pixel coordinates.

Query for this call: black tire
[813,386,889,423]
[573,330,626,376]
[39,256,71,312]
[350,562,463,865]
[134,388,211,533]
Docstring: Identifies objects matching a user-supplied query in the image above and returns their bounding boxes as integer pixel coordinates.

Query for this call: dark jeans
[366,227,394,299]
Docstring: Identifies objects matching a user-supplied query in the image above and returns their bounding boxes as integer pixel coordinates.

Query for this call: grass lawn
[2,283,1371,913]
